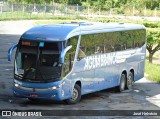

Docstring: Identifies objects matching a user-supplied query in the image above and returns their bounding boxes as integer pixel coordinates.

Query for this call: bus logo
[2,111,11,116]
[33,88,36,92]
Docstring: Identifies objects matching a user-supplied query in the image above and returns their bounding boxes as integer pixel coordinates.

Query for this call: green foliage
[6,0,160,10]
[146,29,160,63]
[68,0,81,5]
[142,22,160,28]
[11,0,82,4]
[0,12,86,21]
[145,61,160,83]
[147,29,160,44]
[145,0,160,9]
[8,0,47,4]
[5,0,160,17]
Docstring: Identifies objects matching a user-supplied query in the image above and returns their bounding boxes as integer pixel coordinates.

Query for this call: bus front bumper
[13,87,63,101]
[13,80,65,101]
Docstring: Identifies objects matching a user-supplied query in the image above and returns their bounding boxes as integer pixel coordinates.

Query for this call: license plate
[29,94,38,97]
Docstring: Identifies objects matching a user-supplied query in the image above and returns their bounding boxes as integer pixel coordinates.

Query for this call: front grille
[17,85,52,92]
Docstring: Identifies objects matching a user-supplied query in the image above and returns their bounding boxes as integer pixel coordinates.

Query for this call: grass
[0,12,87,21]
[145,61,160,83]
[34,19,89,25]
[34,17,143,25]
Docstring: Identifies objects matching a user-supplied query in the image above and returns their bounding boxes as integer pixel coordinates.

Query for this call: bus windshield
[14,41,62,82]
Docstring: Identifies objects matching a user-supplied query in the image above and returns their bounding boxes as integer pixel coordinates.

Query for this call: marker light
[39,42,44,47]
[22,41,31,46]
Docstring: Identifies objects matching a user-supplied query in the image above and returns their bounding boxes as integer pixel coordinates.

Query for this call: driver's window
[63,36,78,77]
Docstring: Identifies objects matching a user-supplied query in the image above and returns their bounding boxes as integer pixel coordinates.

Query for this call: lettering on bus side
[84,52,132,70]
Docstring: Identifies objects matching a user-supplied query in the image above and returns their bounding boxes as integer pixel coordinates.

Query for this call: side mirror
[8,44,17,61]
[60,45,72,64]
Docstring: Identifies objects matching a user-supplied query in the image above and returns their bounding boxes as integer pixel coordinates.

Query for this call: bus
[8,22,146,104]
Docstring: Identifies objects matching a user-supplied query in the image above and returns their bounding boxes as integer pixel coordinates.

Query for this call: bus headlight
[15,83,20,87]
[50,86,57,90]
[50,82,65,90]
[14,80,21,88]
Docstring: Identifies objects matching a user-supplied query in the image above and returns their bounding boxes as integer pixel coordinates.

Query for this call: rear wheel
[117,73,126,92]
[126,72,134,90]
[65,84,81,104]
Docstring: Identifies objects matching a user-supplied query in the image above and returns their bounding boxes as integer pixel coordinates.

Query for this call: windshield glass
[14,41,62,82]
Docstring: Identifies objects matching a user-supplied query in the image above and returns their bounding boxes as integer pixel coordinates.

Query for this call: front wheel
[117,74,126,92]
[65,84,81,104]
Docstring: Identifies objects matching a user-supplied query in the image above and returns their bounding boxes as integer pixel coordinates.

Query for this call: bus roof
[21,22,145,42]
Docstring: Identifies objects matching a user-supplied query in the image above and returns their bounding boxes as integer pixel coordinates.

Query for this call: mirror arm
[8,44,18,61]
[60,45,72,63]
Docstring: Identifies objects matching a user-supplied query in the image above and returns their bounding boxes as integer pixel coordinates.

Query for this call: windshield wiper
[35,49,48,82]
[15,74,23,79]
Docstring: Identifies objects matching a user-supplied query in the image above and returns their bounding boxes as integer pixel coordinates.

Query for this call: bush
[145,62,160,83]
[142,22,160,28]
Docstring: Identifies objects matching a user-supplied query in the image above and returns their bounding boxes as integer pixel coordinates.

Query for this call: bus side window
[137,30,146,47]
[134,30,141,48]
[112,32,124,51]
[114,44,121,51]
[104,44,114,53]
[126,32,133,49]
[78,34,94,60]
[78,48,86,60]
[94,33,104,54]
[104,32,114,53]
[86,35,94,56]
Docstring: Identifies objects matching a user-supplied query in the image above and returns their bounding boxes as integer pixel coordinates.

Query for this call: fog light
[14,91,20,95]
[51,94,56,97]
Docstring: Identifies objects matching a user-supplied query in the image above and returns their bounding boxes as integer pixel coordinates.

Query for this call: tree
[22,0,45,4]
[147,29,160,63]
[145,0,160,9]
[68,0,81,5]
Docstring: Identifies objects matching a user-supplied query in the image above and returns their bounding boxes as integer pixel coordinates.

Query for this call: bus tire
[65,84,81,104]
[126,72,134,90]
[117,73,126,92]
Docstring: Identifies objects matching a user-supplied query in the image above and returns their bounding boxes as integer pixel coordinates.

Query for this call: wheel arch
[130,69,134,81]
[75,80,81,88]
[122,70,127,79]
[72,80,82,94]
[65,80,82,104]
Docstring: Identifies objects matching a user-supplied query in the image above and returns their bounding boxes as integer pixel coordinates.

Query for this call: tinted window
[78,34,94,60]
[78,29,145,60]
[94,33,105,54]
[104,32,114,53]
